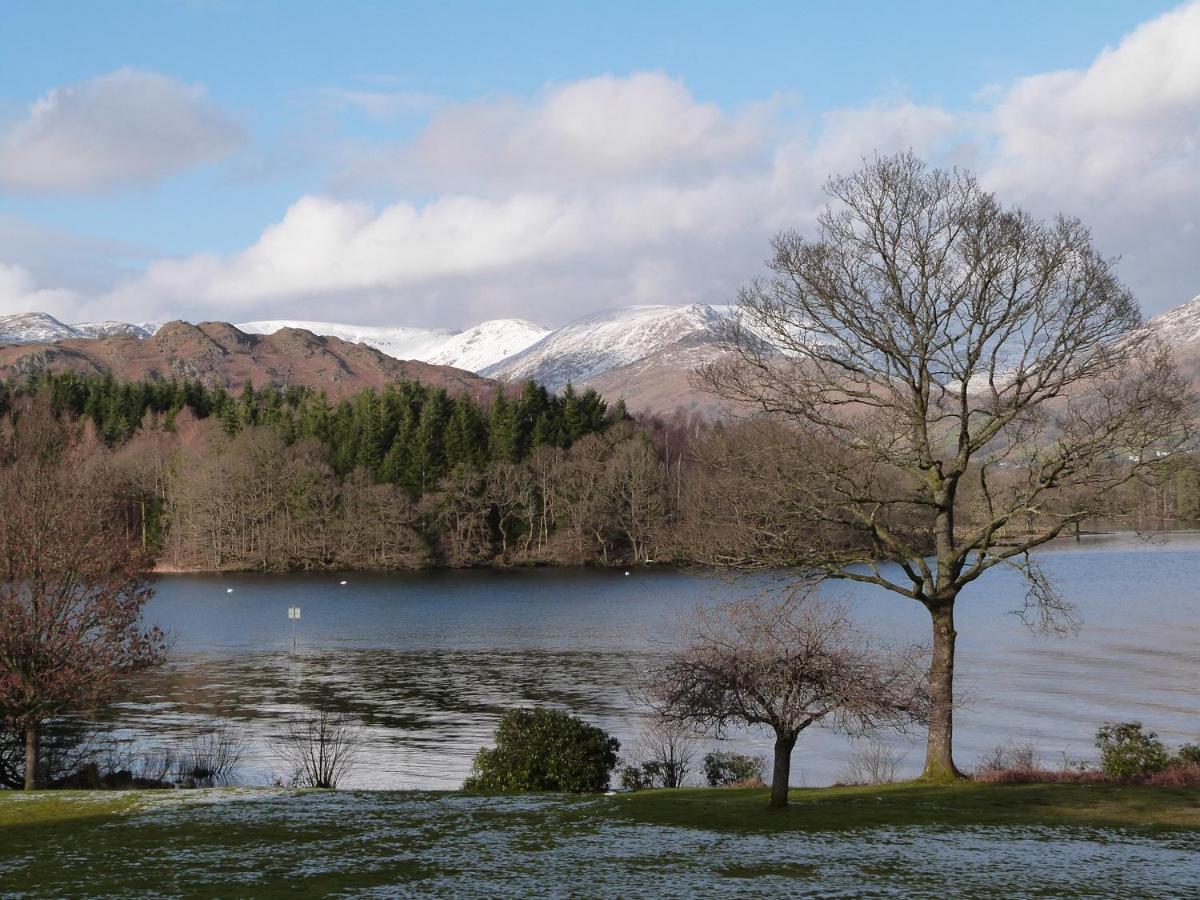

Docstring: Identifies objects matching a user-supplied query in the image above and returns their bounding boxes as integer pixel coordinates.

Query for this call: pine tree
[488,391,520,463]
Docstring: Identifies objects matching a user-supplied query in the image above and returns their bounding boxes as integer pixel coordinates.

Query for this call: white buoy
[624,571,630,576]
[340,580,348,585]
[226,588,234,593]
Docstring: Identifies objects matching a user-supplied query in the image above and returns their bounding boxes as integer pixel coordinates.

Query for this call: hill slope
[0,321,497,400]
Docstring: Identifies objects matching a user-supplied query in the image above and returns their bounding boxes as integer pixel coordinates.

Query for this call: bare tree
[271,710,362,789]
[840,739,906,785]
[0,404,168,789]
[619,717,698,790]
[701,152,1194,779]
[177,720,250,786]
[645,595,926,807]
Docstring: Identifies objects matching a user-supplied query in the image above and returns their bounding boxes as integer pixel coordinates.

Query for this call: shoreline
[150,528,1200,575]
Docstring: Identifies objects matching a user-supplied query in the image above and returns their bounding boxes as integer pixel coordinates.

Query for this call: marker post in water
[288,606,301,651]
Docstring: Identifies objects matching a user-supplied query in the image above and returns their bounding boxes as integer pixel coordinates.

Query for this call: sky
[0,0,1196,329]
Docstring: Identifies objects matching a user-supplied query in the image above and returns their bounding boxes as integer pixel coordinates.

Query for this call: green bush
[702,751,765,787]
[619,760,682,791]
[462,708,619,793]
[1095,722,1171,779]
[1176,742,1200,767]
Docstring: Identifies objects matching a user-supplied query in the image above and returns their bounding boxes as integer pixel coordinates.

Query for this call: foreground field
[2,784,1198,896]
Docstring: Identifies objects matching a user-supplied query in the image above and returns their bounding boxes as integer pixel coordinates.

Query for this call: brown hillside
[0,321,498,401]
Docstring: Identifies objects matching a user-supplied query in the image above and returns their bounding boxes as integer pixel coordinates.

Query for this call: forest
[1,370,1198,573]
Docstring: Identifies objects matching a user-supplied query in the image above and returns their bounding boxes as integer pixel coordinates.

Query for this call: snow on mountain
[1145,295,1200,346]
[0,312,154,343]
[236,318,549,372]
[237,320,454,363]
[73,321,159,339]
[420,319,550,371]
[481,304,726,390]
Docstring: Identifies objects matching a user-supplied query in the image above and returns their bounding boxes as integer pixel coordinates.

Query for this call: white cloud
[0,69,245,193]
[311,87,439,121]
[343,72,778,193]
[0,263,85,319]
[8,5,1200,328]
[982,0,1200,310]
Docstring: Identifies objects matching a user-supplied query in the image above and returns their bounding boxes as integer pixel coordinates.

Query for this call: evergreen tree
[488,392,521,463]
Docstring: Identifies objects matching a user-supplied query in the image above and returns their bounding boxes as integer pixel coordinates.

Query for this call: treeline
[5,372,619,494]
[2,373,1197,572]
[0,372,710,570]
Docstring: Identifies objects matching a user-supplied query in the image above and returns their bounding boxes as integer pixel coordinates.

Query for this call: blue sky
[0,1,1196,327]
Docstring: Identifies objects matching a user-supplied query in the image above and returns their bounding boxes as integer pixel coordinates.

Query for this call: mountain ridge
[3,295,1198,416]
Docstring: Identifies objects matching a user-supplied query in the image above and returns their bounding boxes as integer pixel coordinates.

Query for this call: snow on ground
[5,790,1198,897]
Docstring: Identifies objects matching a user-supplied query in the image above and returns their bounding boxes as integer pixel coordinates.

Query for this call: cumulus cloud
[10,4,1200,328]
[0,69,245,193]
[980,1,1200,307]
[101,72,950,326]
[342,72,779,193]
[0,263,86,319]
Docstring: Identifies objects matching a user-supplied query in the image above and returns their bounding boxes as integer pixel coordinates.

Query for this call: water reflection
[104,533,1200,788]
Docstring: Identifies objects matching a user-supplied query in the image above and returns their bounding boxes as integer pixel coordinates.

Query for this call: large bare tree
[700,152,1193,780]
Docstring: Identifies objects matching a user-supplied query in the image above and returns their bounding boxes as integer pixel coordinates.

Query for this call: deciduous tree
[701,152,1193,779]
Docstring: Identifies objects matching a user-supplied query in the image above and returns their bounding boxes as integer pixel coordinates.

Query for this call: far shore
[149,528,1200,576]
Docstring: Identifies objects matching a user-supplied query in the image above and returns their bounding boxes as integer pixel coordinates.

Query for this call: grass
[610,781,1200,832]
[1,782,1198,896]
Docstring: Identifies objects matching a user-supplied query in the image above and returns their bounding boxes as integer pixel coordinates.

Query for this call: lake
[111,533,1200,789]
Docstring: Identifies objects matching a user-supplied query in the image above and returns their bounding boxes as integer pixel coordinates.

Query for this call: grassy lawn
[612,781,1200,832]
[1,783,1197,896]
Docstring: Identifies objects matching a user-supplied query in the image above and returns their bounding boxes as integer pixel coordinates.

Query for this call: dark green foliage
[1095,723,1171,779]
[703,751,766,787]
[620,760,682,791]
[462,708,620,793]
[8,371,613,495]
[1175,743,1200,766]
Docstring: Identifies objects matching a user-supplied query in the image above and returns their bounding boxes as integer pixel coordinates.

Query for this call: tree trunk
[24,723,38,791]
[769,731,798,808]
[922,602,962,780]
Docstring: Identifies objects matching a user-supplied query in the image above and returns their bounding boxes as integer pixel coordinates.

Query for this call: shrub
[618,719,696,791]
[271,711,362,789]
[840,740,906,785]
[702,751,765,788]
[463,708,619,793]
[1095,723,1171,780]
[1176,742,1200,767]
[976,740,1037,777]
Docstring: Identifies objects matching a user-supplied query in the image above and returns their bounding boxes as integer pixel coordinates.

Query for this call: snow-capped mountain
[236,318,549,372]
[1145,294,1200,346]
[237,320,455,363]
[419,319,551,371]
[482,304,726,390]
[0,312,156,343]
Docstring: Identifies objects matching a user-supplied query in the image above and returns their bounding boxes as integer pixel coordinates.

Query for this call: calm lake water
[111,533,1200,789]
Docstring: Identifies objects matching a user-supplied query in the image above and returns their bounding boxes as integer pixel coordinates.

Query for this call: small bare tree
[619,717,698,790]
[271,710,362,789]
[178,721,250,786]
[840,739,906,785]
[646,596,927,807]
[701,151,1194,779]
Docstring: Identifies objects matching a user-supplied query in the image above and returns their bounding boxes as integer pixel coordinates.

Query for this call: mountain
[236,318,549,372]
[1147,294,1200,385]
[0,312,156,343]
[1146,295,1200,347]
[0,321,497,401]
[482,304,726,387]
